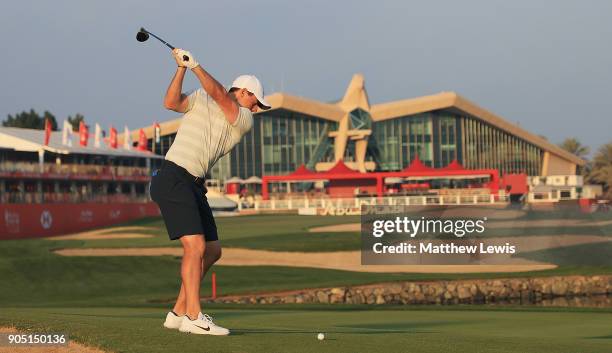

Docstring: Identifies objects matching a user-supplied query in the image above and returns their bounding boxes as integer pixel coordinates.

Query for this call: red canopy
[324,160,358,175]
[442,159,464,171]
[290,164,315,176]
[261,157,500,199]
[402,155,434,172]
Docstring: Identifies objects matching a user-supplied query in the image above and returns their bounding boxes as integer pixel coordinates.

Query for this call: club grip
[183,55,189,62]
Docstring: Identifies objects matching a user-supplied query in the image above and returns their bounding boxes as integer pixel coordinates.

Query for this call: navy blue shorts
[150,160,218,241]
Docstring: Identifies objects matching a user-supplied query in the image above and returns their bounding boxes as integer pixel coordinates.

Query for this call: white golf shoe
[178,312,230,336]
[163,311,184,330]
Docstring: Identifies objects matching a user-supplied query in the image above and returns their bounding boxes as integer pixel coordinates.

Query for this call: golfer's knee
[182,235,205,257]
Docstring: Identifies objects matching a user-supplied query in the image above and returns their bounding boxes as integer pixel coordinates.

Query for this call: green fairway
[48,210,612,253]
[1,213,611,352]
[519,242,612,266]
[63,215,363,252]
[2,306,611,353]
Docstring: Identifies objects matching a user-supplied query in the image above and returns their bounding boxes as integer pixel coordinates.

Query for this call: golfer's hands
[173,48,199,70]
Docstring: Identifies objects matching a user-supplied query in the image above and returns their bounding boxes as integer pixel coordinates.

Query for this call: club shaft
[140,27,189,61]
[145,29,175,50]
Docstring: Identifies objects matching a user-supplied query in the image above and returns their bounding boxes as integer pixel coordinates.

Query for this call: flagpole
[152,126,156,154]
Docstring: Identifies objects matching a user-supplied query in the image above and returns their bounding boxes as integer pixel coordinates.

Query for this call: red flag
[109,126,118,149]
[44,118,52,146]
[79,121,89,146]
[137,128,148,151]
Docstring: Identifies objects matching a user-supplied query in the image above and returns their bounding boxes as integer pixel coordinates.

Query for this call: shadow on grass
[230,328,437,336]
[48,310,305,321]
[586,335,612,340]
[232,319,468,335]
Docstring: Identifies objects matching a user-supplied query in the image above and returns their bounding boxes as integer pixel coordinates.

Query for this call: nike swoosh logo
[194,324,210,331]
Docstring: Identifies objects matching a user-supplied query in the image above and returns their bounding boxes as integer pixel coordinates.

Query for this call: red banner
[137,128,148,151]
[109,126,118,148]
[79,121,89,147]
[44,118,51,146]
[0,202,160,239]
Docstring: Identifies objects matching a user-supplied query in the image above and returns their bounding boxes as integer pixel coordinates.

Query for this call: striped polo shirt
[165,88,253,178]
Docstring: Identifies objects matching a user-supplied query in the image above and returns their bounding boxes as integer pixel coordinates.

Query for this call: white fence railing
[249,194,508,211]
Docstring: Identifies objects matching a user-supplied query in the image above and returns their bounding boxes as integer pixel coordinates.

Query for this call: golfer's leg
[173,241,220,314]
[180,234,205,320]
[172,282,187,315]
[202,240,222,276]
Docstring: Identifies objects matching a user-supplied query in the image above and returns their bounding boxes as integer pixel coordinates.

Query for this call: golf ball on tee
[317,333,325,340]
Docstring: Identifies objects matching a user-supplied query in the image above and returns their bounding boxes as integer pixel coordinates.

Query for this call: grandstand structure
[0,127,162,238]
[0,127,160,204]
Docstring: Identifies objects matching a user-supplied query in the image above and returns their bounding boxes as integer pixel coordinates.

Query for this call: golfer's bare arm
[163,67,190,113]
[191,66,239,124]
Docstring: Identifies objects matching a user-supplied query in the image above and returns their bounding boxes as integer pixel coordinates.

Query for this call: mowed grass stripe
[1,307,611,353]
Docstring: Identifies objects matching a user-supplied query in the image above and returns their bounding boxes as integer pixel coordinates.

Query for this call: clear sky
[1,0,610,154]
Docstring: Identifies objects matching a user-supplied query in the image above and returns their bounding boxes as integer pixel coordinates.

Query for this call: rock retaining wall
[205,275,612,306]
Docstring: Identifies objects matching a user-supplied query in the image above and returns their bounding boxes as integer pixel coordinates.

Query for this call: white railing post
[288,198,293,209]
[271,199,276,209]
[473,195,478,204]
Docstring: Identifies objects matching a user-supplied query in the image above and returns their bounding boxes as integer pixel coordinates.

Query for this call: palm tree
[559,138,591,176]
[559,137,590,159]
[588,142,612,198]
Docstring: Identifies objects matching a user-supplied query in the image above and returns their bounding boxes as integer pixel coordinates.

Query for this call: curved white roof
[0,127,162,159]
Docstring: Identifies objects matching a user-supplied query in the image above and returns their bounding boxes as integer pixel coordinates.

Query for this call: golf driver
[136,27,189,61]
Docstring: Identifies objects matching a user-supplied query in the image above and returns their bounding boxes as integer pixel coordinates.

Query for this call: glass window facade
[148,134,174,157]
[229,109,337,179]
[461,116,541,175]
[437,114,457,168]
[373,113,434,170]
[370,112,540,174]
[149,109,543,179]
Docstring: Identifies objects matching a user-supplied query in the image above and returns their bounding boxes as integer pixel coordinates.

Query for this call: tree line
[559,138,612,199]
[2,109,85,131]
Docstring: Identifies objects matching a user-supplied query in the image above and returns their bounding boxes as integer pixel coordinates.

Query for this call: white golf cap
[230,75,271,110]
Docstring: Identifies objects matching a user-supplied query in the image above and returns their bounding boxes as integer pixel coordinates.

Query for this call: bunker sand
[54,246,554,273]
[54,233,611,273]
[46,226,155,240]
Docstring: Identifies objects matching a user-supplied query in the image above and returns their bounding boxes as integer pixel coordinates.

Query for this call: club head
[136,28,149,42]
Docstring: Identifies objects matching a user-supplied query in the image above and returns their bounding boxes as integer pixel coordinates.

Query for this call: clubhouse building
[131,74,584,185]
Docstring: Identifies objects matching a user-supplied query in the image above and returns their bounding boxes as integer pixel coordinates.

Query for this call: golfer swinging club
[150,48,270,335]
